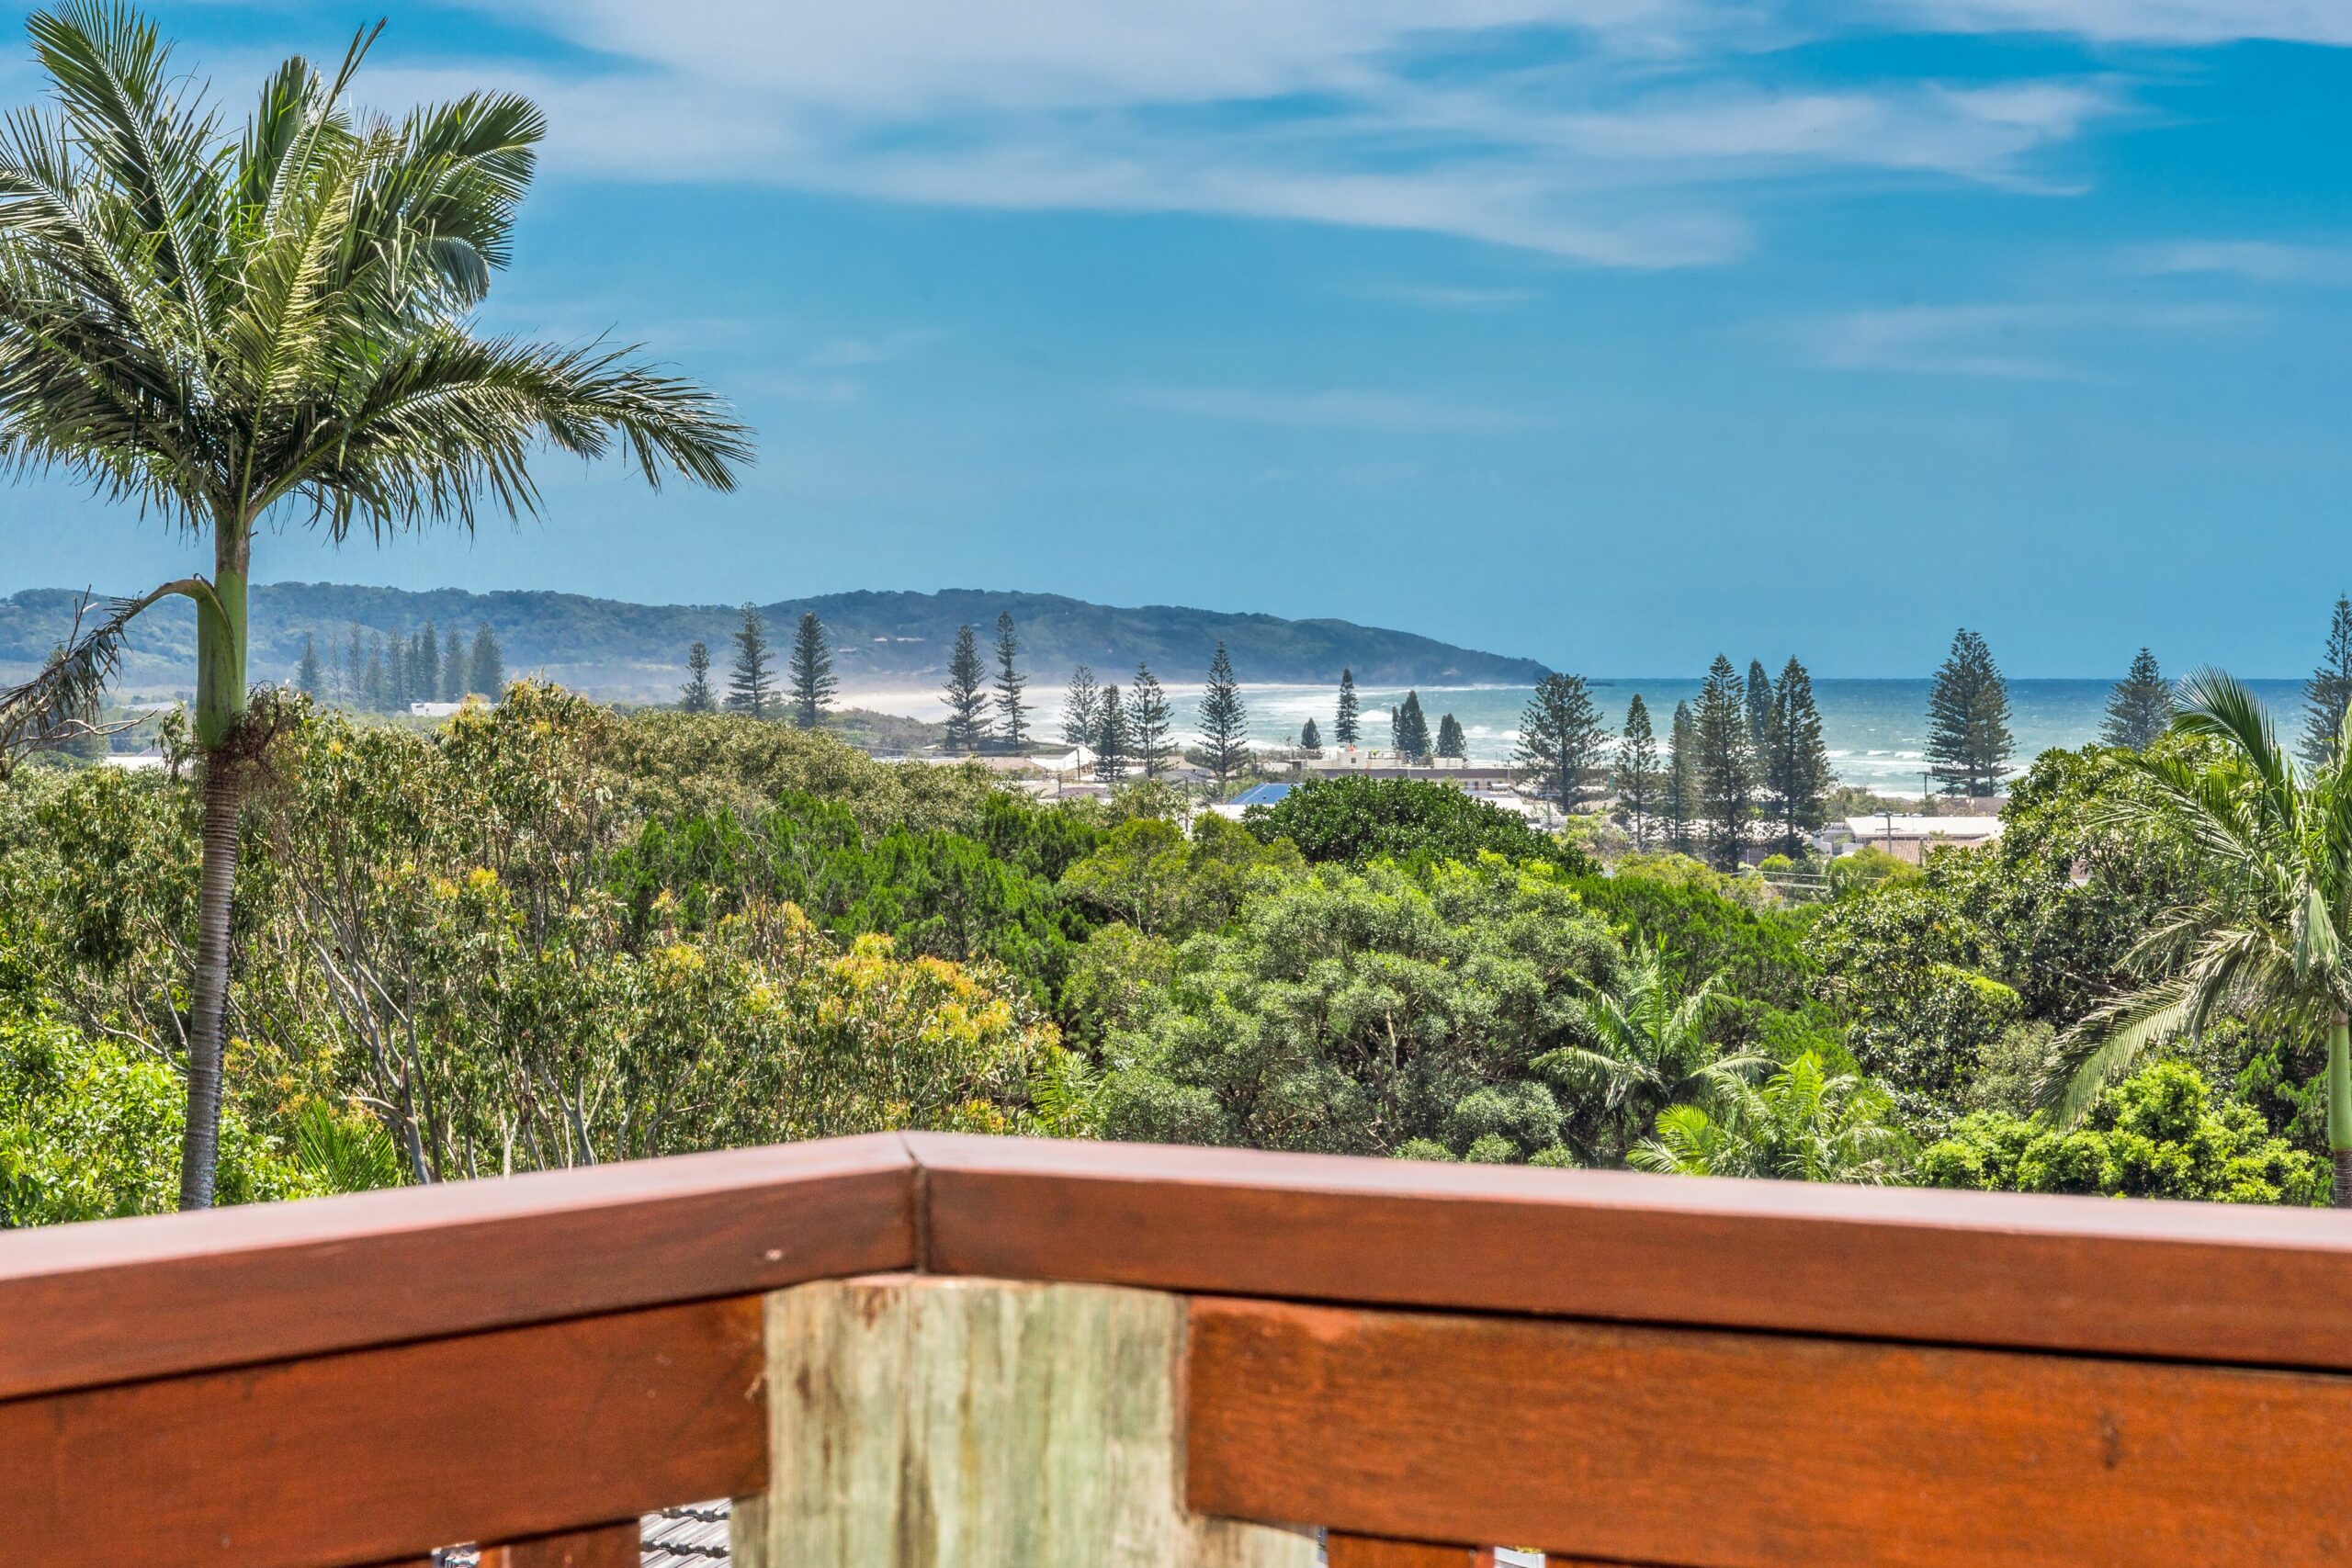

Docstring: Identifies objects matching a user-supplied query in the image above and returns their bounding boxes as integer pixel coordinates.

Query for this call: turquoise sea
[1214,678,2311,798]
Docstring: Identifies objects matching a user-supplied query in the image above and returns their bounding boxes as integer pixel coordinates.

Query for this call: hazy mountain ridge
[0,584,1549,699]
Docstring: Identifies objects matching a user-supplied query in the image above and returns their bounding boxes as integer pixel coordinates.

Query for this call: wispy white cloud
[1123,384,1540,433]
[724,328,938,402]
[1794,299,2250,378]
[1365,284,1543,308]
[2130,239,2352,287]
[1804,305,2079,378]
[802,331,939,367]
[1881,1,2352,46]
[344,0,2136,267]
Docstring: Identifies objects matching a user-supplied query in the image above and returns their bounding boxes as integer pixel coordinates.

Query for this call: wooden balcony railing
[9,1132,2352,1567]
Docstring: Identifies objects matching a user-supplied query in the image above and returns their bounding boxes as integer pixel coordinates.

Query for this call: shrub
[1919,1063,2324,1205]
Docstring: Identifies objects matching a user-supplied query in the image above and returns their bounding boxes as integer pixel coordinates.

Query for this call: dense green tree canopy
[1243,776,1589,872]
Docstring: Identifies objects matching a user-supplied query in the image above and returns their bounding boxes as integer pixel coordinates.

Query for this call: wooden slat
[0,1298,765,1568]
[1186,1296,2352,1568]
[0,1132,913,1401]
[1328,1536,1495,1567]
[480,1522,643,1568]
[910,1132,2352,1370]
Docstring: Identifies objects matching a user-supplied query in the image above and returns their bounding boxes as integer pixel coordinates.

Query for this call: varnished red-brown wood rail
[0,1132,913,1403]
[0,1299,765,1568]
[1186,1295,2352,1568]
[908,1133,2352,1372]
[6,1132,2352,1568]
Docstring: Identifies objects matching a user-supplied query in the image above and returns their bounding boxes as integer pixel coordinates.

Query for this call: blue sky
[4,1,2352,675]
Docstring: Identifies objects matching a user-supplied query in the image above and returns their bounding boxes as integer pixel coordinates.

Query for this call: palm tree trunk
[177,753,244,1210]
[179,525,251,1212]
[2331,1013,2352,1210]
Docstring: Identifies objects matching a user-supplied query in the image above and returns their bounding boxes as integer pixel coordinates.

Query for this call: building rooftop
[1843,814,2004,841]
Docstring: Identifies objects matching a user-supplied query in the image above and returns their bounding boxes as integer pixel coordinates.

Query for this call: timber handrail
[7,1133,2352,1567]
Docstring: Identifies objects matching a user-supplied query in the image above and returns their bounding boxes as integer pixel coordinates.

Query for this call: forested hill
[0,584,1548,699]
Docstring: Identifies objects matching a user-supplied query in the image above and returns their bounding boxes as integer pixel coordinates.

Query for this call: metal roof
[434,1505,731,1566]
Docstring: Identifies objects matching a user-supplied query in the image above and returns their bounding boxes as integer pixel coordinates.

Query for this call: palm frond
[270,331,750,538]
[0,577,201,761]
[28,2,227,338]
[2171,667,2300,830]
[2040,976,2195,1125]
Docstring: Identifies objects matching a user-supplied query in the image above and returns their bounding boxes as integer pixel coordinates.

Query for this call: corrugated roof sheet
[432,1503,731,1566]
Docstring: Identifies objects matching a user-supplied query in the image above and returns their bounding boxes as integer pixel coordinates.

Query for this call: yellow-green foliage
[0,1006,311,1224]
[1060,813,1304,938]
[610,707,998,834]
[2,683,1061,1196]
[1920,1062,2322,1205]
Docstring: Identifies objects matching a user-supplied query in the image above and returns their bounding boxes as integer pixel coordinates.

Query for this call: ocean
[1179,678,2311,798]
[854,675,2310,796]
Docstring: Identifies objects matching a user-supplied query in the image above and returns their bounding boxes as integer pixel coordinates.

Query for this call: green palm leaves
[1535,942,1763,1143]
[1631,1053,1907,1183]
[2048,670,2352,1198]
[0,2,749,540]
[0,4,750,1205]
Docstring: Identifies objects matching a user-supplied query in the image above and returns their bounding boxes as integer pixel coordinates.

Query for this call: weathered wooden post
[731,1276,1316,1567]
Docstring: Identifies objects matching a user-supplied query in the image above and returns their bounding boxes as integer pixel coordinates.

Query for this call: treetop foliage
[1241,775,1590,873]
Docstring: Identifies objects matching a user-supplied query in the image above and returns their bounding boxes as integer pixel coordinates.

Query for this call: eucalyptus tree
[2048,671,2352,1205]
[0,6,750,1206]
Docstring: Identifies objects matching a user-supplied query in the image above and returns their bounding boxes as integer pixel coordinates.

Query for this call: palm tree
[0,6,751,1207]
[2046,670,2352,1206]
[1534,942,1762,1151]
[1630,1052,1908,1183]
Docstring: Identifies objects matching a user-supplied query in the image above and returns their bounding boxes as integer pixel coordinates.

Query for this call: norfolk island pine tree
[2101,647,2174,752]
[789,611,836,728]
[1128,662,1172,777]
[993,611,1029,749]
[680,640,716,712]
[1199,640,1250,786]
[2302,595,2352,767]
[1334,667,1360,747]
[0,6,751,1206]
[1059,664,1097,752]
[729,605,775,717]
[943,623,989,752]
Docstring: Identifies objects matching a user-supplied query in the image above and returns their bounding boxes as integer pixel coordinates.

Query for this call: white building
[1840,814,2003,864]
